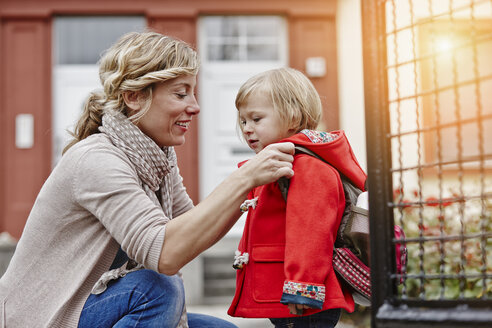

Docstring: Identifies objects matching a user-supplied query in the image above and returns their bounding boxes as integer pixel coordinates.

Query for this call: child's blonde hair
[235,67,322,133]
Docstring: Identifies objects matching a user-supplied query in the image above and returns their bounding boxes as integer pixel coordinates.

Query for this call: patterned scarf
[99,110,176,219]
[92,110,189,327]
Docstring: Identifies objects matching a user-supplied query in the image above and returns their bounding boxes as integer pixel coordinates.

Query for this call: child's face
[238,92,293,153]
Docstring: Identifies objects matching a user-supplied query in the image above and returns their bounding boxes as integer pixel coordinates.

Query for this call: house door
[198,16,288,235]
[52,16,146,165]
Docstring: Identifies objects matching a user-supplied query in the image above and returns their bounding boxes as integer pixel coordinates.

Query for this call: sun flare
[435,37,453,53]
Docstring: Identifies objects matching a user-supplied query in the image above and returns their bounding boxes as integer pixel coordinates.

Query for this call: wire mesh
[385,0,492,302]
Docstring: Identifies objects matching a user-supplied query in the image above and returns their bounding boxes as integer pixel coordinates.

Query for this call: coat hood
[282,130,367,191]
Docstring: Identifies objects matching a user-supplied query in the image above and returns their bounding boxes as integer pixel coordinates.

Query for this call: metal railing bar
[393,273,492,280]
[389,192,492,206]
[384,0,491,36]
[389,154,492,172]
[387,73,492,104]
[387,299,492,308]
[393,232,492,243]
[387,114,492,138]
[386,32,492,70]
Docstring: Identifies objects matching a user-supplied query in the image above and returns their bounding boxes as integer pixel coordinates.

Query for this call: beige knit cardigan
[0,133,193,327]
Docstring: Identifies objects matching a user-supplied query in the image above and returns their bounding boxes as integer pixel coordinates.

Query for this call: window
[419,19,492,170]
[54,16,146,64]
[202,16,286,62]
[52,16,146,165]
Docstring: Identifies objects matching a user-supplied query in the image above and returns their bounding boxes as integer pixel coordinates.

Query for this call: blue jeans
[269,308,341,328]
[78,269,238,328]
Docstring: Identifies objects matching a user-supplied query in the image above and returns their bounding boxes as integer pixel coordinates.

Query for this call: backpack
[277,145,407,306]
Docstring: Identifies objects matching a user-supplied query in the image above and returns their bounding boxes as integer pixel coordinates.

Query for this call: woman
[0,31,294,327]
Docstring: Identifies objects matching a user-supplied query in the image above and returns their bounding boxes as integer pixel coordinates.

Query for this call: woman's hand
[288,303,312,315]
[159,142,294,275]
[239,142,295,189]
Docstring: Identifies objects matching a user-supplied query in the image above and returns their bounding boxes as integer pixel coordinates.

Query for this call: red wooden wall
[0,0,338,239]
[0,17,52,238]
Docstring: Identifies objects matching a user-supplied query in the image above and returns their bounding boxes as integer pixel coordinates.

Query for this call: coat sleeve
[280,154,345,309]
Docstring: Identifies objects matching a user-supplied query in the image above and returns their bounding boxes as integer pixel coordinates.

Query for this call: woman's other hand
[239,142,295,188]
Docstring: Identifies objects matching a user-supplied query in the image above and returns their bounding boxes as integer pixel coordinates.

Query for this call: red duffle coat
[228,130,367,318]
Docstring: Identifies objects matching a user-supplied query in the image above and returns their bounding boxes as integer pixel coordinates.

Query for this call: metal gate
[361,0,492,327]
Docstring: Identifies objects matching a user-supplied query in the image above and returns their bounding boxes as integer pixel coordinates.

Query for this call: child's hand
[288,303,312,315]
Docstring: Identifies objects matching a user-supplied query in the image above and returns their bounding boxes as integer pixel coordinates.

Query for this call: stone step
[203,256,235,279]
[203,253,237,298]
[201,295,235,306]
[204,277,237,297]
[0,233,16,278]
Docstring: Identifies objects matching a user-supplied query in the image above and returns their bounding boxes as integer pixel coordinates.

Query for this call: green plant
[393,188,492,300]
[339,305,370,328]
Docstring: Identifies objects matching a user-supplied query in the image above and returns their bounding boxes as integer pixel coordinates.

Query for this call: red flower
[425,196,453,207]
[442,198,453,207]
[395,199,412,210]
[393,187,403,200]
[425,196,440,207]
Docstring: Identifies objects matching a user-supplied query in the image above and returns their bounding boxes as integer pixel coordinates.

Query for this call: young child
[227,67,367,327]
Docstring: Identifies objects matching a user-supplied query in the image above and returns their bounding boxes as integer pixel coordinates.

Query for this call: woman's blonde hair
[235,67,322,133]
[63,30,199,153]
